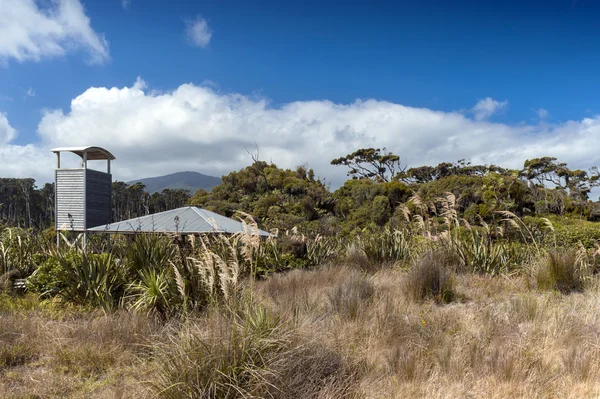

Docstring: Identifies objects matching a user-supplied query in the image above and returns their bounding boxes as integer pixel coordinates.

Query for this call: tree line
[2,148,600,233]
[0,179,191,229]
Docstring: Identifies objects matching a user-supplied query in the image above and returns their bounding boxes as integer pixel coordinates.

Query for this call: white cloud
[537,108,549,120]
[185,16,212,48]
[121,0,131,9]
[4,80,600,192]
[0,0,109,64]
[472,97,508,120]
[0,112,17,143]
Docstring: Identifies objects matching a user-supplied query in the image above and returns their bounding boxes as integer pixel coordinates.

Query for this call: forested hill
[126,171,221,194]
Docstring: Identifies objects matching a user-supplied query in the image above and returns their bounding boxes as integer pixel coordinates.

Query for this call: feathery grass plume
[496,210,543,254]
[439,192,459,230]
[398,203,412,223]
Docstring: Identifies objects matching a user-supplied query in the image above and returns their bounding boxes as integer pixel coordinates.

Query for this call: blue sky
[2,0,600,188]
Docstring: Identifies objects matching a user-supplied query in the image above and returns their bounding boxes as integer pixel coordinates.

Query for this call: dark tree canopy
[331,148,401,182]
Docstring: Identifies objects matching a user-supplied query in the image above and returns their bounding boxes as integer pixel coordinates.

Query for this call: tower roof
[51,146,116,160]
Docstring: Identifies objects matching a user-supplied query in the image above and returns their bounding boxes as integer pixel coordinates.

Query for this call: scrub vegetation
[3,149,600,398]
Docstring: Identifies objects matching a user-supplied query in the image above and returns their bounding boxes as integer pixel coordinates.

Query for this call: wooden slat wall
[55,169,85,230]
[55,168,112,231]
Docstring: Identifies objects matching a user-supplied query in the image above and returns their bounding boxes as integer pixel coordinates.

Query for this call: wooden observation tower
[51,146,115,248]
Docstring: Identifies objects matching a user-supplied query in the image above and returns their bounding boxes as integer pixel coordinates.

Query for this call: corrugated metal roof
[51,146,116,160]
[88,206,272,236]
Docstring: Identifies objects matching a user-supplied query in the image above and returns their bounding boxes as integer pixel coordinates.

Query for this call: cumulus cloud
[3,80,600,191]
[0,0,109,64]
[185,16,212,48]
[0,112,17,143]
[472,97,508,120]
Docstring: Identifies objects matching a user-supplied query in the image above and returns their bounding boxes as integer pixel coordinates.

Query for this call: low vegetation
[4,150,600,397]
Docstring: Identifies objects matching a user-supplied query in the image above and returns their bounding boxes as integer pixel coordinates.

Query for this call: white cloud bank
[2,80,600,192]
[0,0,109,64]
[185,16,212,48]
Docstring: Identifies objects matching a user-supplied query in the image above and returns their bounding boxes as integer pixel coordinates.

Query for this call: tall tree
[331,147,402,182]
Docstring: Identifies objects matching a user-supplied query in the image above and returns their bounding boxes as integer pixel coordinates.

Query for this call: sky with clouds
[2,0,600,192]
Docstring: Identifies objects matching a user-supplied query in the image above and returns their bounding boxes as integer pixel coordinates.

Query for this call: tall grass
[403,250,456,303]
[536,249,590,293]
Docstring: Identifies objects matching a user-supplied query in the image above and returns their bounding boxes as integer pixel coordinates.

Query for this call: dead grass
[5,261,600,398]
[258,264,600,398]
[0,295,161,398]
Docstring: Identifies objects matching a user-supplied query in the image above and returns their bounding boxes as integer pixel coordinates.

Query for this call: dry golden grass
[258,265,600,399]
[5,260,600,398]
[0,295,161,399]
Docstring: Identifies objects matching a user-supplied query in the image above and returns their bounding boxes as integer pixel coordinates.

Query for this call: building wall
[86,169,112,228]
[55,169,85,230]
[55,168,112,231]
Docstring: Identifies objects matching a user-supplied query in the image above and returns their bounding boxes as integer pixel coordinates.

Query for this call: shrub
[357,228,413,266]
[536,250,587,293]
[404,251,456,303]
[56,251,126,311]
[123,234,177,279]
[26,253,76,297]
[450,229,510,275]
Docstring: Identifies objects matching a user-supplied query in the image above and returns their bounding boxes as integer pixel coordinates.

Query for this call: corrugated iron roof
[87,206,271,236]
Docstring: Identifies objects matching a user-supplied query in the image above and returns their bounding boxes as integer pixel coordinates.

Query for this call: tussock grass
[151,301,359,399]
[403,251,456,303]
[536,250,588,293]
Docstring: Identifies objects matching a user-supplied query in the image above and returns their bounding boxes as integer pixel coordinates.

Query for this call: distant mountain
[127,171,221,194]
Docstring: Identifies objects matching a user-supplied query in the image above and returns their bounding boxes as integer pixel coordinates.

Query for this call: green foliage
[0,227,46,276]
[122,234,177,278]
[548,217,600,249]
[26,252,75,297]
[331,147,401,182]
[449,229,511,275]
[357,228,415,265]
[55,251,126,312]
[191,161,333,232]
[127,268,175,318]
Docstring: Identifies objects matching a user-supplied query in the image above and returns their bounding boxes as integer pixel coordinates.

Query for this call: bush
[26,253,75,297]
[56,251,126,311]
[404,251,456,303]
[536,250,587,293]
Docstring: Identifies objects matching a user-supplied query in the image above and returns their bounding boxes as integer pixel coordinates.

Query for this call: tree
[331,148,402,182]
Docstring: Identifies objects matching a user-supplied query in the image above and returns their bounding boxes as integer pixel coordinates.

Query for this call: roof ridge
[190,207,220,231]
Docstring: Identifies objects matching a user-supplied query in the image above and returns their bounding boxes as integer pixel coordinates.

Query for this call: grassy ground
[3,262,600,398]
